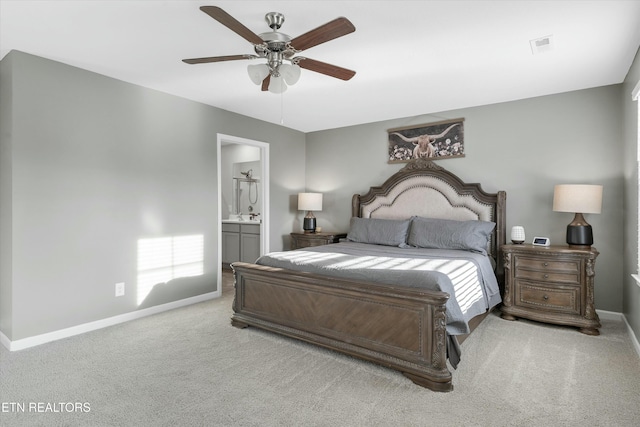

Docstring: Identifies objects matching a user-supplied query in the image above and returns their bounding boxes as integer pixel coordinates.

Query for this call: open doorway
[217,134,269,295]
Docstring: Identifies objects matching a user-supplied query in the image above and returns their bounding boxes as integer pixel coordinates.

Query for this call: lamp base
[303,215,316,234]
[566,224,593,247]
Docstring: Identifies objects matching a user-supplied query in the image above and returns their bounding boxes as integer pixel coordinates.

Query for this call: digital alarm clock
[532,237,551,246]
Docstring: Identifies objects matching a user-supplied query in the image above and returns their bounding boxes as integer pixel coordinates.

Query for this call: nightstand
[500,244,600,335]
[290,231,347,250]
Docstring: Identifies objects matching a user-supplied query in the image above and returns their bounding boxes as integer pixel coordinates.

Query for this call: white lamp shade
[268,75,287,94]
[298,193,322,211]
[280,63,301,85]
[553,184,603,214]
[247,64,270,85]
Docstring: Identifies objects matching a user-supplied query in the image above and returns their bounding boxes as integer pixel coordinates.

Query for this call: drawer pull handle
[543,295,549,301]
[543,262,548,267]
[543,274,549,279]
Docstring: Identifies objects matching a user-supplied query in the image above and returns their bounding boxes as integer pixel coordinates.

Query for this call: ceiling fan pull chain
[280,92,285,125]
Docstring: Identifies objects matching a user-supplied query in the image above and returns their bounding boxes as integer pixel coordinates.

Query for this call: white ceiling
[2,1,640,133]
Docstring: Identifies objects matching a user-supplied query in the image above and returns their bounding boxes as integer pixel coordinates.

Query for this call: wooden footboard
[231,262,454,392]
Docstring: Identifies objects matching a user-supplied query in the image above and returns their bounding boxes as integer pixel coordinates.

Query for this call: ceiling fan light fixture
[247,63,270,85]
[268,75,287,94]
[280,63,301,85]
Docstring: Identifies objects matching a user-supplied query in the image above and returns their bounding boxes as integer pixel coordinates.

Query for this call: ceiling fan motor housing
[259,12,293,56]
[258,33,291,51]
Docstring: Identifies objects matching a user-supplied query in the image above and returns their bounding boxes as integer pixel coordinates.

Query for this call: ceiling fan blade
[182,55,255,64]
[297,58,356,81]
[261,75,270,91]
[200,6,264,45]
[290,17,355,51]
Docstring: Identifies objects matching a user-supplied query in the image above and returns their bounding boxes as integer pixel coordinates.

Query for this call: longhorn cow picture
[387,118,465,163]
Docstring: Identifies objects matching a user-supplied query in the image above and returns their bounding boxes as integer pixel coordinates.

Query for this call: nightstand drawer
[515,269,579,284]
[295,236,331,247]
[515,256,579,273]
[515,281,581,315]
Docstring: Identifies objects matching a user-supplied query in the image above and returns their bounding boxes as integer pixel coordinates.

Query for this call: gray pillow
[408,217,495,254]
[346,217,411,247]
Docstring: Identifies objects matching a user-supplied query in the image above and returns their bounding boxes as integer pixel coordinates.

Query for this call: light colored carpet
[1,274,639,427]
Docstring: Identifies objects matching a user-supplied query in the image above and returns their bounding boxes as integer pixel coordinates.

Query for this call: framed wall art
[388,118,465,163]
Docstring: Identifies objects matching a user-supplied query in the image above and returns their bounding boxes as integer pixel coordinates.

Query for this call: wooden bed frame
[231,159,506,392]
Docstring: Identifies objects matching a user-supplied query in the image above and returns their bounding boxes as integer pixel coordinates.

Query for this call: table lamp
[553,184,603,247]
[298,193,322,233]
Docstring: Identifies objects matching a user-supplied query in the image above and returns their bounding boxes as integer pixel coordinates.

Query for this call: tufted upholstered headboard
[352,159,507,285]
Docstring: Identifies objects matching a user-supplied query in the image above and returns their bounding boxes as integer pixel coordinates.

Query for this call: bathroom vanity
[222,220,261,269]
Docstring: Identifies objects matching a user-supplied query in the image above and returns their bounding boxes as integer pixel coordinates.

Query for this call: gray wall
[0,52,14,336]
[0,51,305,341]
[306,86,625,313]
[623,47,640,343]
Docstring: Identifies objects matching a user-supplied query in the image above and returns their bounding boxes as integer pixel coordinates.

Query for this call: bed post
[495,190,507,292]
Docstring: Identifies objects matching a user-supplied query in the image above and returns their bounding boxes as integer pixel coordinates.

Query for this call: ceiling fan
[182,6,356,93]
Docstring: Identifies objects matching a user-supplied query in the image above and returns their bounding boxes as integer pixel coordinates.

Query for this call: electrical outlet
[115,282,125,297]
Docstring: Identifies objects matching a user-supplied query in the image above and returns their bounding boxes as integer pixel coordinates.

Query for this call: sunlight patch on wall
[137,235,204,305]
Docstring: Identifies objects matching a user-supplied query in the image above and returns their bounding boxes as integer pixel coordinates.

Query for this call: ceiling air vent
[530,35,554,55]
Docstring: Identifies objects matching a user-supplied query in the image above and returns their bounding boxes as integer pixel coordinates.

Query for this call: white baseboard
[596,309,624,321]
[0,330,11,351]
[622,315,640,359]
[597,309,640,359]
[1,292,219,352]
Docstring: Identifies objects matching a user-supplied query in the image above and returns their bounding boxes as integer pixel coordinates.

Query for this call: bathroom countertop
[222,219,261,224]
